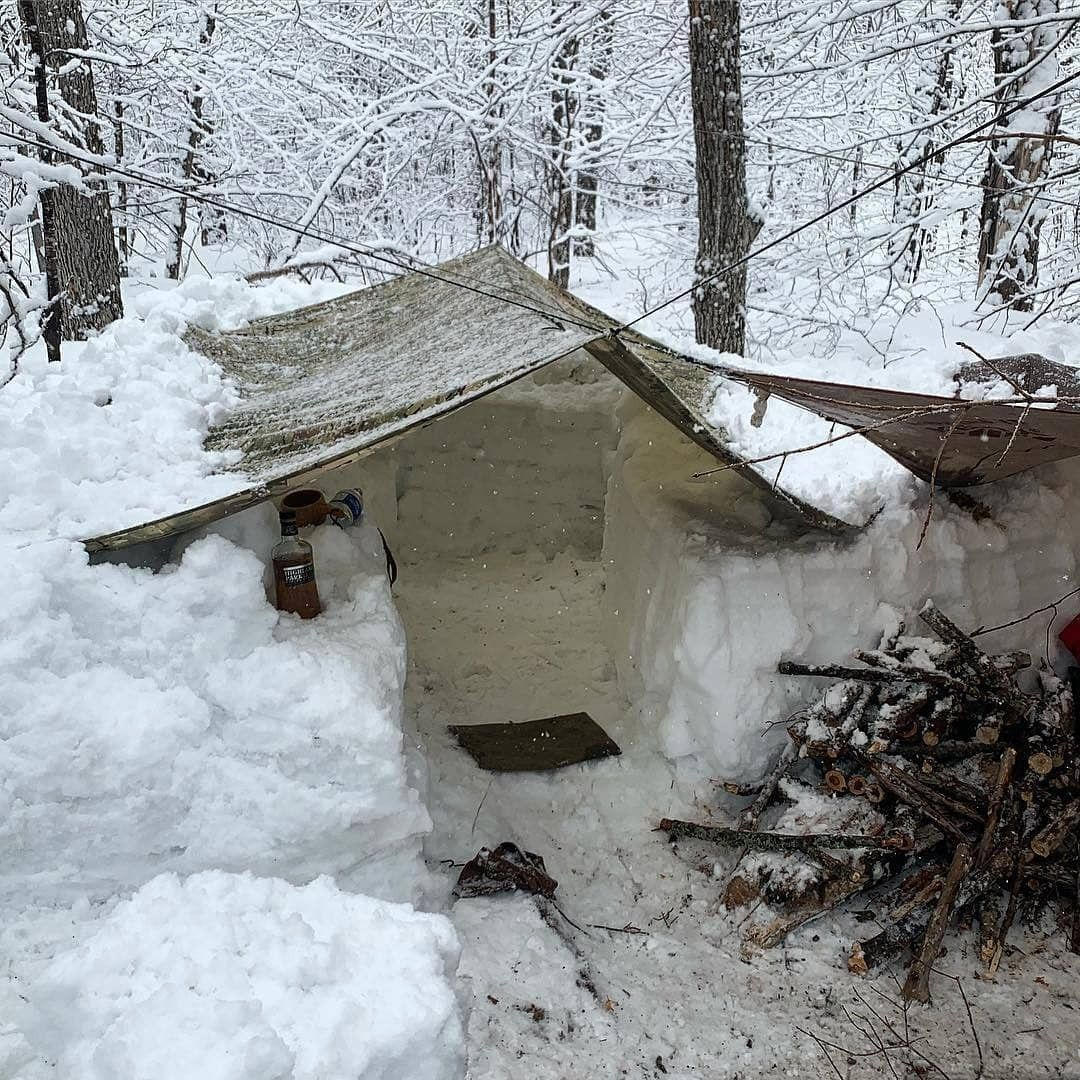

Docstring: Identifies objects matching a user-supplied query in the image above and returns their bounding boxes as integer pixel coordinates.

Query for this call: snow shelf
[0,270,468,1079]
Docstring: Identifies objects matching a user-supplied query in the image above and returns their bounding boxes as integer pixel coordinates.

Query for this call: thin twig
[916,410,967,550]
[954,977,984,1080]
[956,342,1035,401]
[796,1027,845,1080]
[471,778,493,836]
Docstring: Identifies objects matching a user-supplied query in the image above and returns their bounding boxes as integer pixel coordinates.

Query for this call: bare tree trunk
[167,7,216,281]
[547,11,578,289]
[17,0,61,361]
[477,0,505,246]
[112,98,128,275]
[19,0,122,343]
[689,0,750,355]
[573,9,611,257]
[903,0,963,283]
[977,0,1064,310]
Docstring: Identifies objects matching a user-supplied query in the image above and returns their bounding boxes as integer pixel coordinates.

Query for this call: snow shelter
[83,245,1080,557]
[83,245,855,555]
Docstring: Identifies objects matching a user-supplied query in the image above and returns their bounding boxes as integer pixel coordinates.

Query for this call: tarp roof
[85,246,851,551]
[726,367,1080,487]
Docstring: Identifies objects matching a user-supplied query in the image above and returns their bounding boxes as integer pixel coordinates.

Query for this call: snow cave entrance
[335,358,627,764]
[327,353,796,791]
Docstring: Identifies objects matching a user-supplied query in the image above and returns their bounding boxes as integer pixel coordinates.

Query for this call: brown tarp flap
[727,369,1080,486]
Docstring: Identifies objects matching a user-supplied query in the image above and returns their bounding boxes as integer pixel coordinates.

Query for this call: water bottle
[328,488,364,527]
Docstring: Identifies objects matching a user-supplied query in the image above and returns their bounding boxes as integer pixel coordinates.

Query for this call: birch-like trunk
[573,9,611,257]
[547,16,578,289]
[977,0,1064,310]
[167,8,216,281]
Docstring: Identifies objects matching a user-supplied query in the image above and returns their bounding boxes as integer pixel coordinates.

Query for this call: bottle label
[283,562,315,587]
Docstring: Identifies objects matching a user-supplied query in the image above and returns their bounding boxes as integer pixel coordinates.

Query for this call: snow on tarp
[724,366,1080,487]
[83,246,853,552]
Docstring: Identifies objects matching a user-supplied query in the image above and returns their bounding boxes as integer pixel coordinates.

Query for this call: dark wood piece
[868,761,975,842]
[454,842,558,900]
[824,768,848,793]
[975,748,1016,866]
[779,660,935,685]
[904,842,974,1002]
[1029,800,1080,859]
[449,712,620,773]
[741,742,796,829]
[919,602,1032,735]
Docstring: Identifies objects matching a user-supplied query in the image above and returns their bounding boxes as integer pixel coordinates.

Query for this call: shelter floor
[396,546,1080,1079]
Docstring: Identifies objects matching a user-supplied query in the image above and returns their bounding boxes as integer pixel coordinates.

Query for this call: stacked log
[659,599,1080,1002]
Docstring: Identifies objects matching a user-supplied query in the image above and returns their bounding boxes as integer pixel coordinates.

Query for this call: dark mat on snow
[449,712,621,772]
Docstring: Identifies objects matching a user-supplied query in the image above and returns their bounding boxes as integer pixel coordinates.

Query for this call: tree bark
[903,842,973,1002]
[977,0,1064,310]
[659,819,898,852]
[112,99,128,275]
[19,0,123,340]
[17,0,61,361]
[688,0,750,355]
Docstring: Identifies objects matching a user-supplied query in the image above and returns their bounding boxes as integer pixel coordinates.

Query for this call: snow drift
[0,276,464,1079]
[21,871,464,1080]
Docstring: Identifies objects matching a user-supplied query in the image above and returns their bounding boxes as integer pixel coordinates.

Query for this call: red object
[1059,613,1080,661]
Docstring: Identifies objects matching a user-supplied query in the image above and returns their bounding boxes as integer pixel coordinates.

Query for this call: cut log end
[824,769,848,793]
[1027,752,1054,776]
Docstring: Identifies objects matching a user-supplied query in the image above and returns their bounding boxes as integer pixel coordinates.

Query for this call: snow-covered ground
[4,245,1080,1078]
[382,380,1080,1078]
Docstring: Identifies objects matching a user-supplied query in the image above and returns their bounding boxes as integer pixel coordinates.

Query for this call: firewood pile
[659,599,1080,1002]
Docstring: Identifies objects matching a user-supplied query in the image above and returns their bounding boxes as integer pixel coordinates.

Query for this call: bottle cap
[279,509,299,533]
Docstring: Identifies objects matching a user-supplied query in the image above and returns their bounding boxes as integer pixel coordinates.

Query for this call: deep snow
[20,872,463,1080]
[4,246,1080,1078]
[0,276,462,1080]
[389,387,1080,1079]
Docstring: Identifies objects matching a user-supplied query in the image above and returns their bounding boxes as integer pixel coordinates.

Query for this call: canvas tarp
[725,367,1080,487]
[84,246,851,551]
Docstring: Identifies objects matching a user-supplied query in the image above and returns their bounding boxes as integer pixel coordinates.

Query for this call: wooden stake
[903,842,974,1003]
[658,820,894,852]
[975,748,1016,867]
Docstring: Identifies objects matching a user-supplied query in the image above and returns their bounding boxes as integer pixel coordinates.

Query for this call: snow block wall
[603,394,1080,785]
[328,364,620,565]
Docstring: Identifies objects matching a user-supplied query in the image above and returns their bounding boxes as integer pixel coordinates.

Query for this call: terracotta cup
[281,488,330,528]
